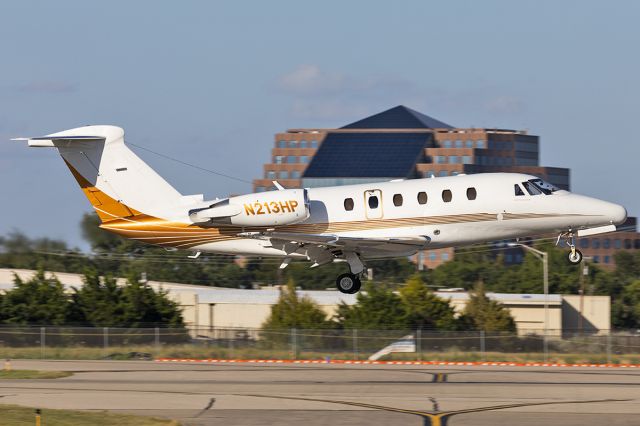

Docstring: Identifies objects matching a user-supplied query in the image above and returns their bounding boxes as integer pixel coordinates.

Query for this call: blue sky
[1,1,639,248]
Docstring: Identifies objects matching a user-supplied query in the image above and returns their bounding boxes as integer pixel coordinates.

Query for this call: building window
[442,189,452,202]
[592,239,601,249]
[466,187,477,200]
[593,256,600,263]
[417,192,428,205]
[624,239,632,249]
[603,239,611,249]
[442,252,450,261]
[429,252,437,261]
[424,170,434,178]
[291,170,301,179]
[635,239,640,249]
[286,155,297,163]
[466,140,474,148]
[393,194,403,207]
[443,140,452,148]
[505,254,513,263]
[275,156,284,164]
[449,156,459,164]
[580,239,589,249]
[438,170,448,177]
[289,141,297,148]
[299,140,307,148]
[278,140,287,148]
[436,156,447,164]
[267,171,276,179]
[344,198,354,211]
[476,140,486,149]
[300,155,309,163]
[462,155,472,164]
[614,239,622,249]
[604,256,610,264]
[310,140,318,148]
[279,171,289,179]
[455,140,463,148]
[368,195,379,209]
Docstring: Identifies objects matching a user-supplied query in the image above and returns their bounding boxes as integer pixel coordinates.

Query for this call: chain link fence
[1,326,640,363]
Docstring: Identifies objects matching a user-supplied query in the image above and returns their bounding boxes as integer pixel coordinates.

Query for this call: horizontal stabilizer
[12,135,105,148]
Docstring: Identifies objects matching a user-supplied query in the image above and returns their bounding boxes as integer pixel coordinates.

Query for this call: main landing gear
[335,252,364,294]
[558,231,583,265]
[336,273,361,294]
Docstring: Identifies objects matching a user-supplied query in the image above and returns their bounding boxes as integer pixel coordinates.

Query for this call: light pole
[508,243,549,361]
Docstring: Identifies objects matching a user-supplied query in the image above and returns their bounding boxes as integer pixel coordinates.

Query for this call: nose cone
[610,204,628,225]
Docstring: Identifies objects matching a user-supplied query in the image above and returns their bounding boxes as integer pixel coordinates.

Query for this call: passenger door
[364,189,383,219]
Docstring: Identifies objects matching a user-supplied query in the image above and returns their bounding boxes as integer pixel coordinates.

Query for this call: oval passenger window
[466,187,477,200]
[442,190,452,202]
[417,192,428,205]
[368,196,379,209]
[344,198,354,211]
[393,194,403,207]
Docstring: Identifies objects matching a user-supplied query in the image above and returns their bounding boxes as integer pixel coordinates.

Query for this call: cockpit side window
[514,184,525,196]
[522,181,542,196]
[529,178,559,195]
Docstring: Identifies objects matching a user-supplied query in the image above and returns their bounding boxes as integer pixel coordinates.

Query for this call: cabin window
[368,195,379,209]
[514,184,525,196]
[442,190,452,203]
[417,191,428,205]
[344,198,354,211]
[466,187,477,200]
[393,194,403,207]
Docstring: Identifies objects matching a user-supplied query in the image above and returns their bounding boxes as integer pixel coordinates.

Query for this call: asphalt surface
[0,360,639,425]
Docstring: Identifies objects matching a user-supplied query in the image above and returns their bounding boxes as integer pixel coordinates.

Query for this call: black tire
[336,273,361,294]
[567,249,583,265]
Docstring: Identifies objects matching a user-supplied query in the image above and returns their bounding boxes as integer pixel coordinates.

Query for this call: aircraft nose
[610,204,628,225]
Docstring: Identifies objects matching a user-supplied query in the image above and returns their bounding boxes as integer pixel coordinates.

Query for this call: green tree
[335,283,408,330]
[612,279,640,328]
[262,280,330,330]
[68,270,125,326]
[399,274,458,330]
[1,270,70,325]
[459,281,516,332]
[118,274,185,327]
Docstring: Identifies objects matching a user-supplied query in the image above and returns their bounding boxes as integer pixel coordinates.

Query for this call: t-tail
[13,125,187,222]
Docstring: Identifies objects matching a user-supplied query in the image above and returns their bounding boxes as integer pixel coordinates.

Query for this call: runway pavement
[0,360,639,425]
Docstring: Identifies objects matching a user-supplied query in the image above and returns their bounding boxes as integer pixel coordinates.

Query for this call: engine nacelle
[190,188,309,227]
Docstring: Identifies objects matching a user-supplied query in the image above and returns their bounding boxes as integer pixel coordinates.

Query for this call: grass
[0,404,180,426]
[1,345,640,365]
[0,369,72,379]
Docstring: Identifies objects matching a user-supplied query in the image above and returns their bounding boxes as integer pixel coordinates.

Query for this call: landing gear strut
[558,231,583,265]
[336,273,361,294]
[336,252,365,294]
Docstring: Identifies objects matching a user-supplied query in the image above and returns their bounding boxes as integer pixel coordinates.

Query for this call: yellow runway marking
[239,394,631,426]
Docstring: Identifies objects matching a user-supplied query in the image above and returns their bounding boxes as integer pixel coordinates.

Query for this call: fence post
[352,329,358,360]
[417,329,422,361]
[480,330,486,361]
[40,327,45,360]
[291,328,297,359]
[606,332,612,364]
[155,327,160,351]
[103,327,109,353]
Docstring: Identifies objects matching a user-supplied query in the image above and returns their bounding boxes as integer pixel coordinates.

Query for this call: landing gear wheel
[567,248,583,265]
[336,273,361,294]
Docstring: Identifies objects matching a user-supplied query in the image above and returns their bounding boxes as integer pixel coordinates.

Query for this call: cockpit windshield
[521,179,559,196]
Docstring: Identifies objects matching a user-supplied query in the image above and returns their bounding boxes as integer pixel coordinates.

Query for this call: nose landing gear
[557,231,583,265]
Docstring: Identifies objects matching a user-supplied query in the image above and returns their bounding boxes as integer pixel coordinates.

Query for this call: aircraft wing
[238,231,430,260]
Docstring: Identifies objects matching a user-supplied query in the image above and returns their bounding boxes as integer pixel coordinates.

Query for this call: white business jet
[14,126,627,294]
